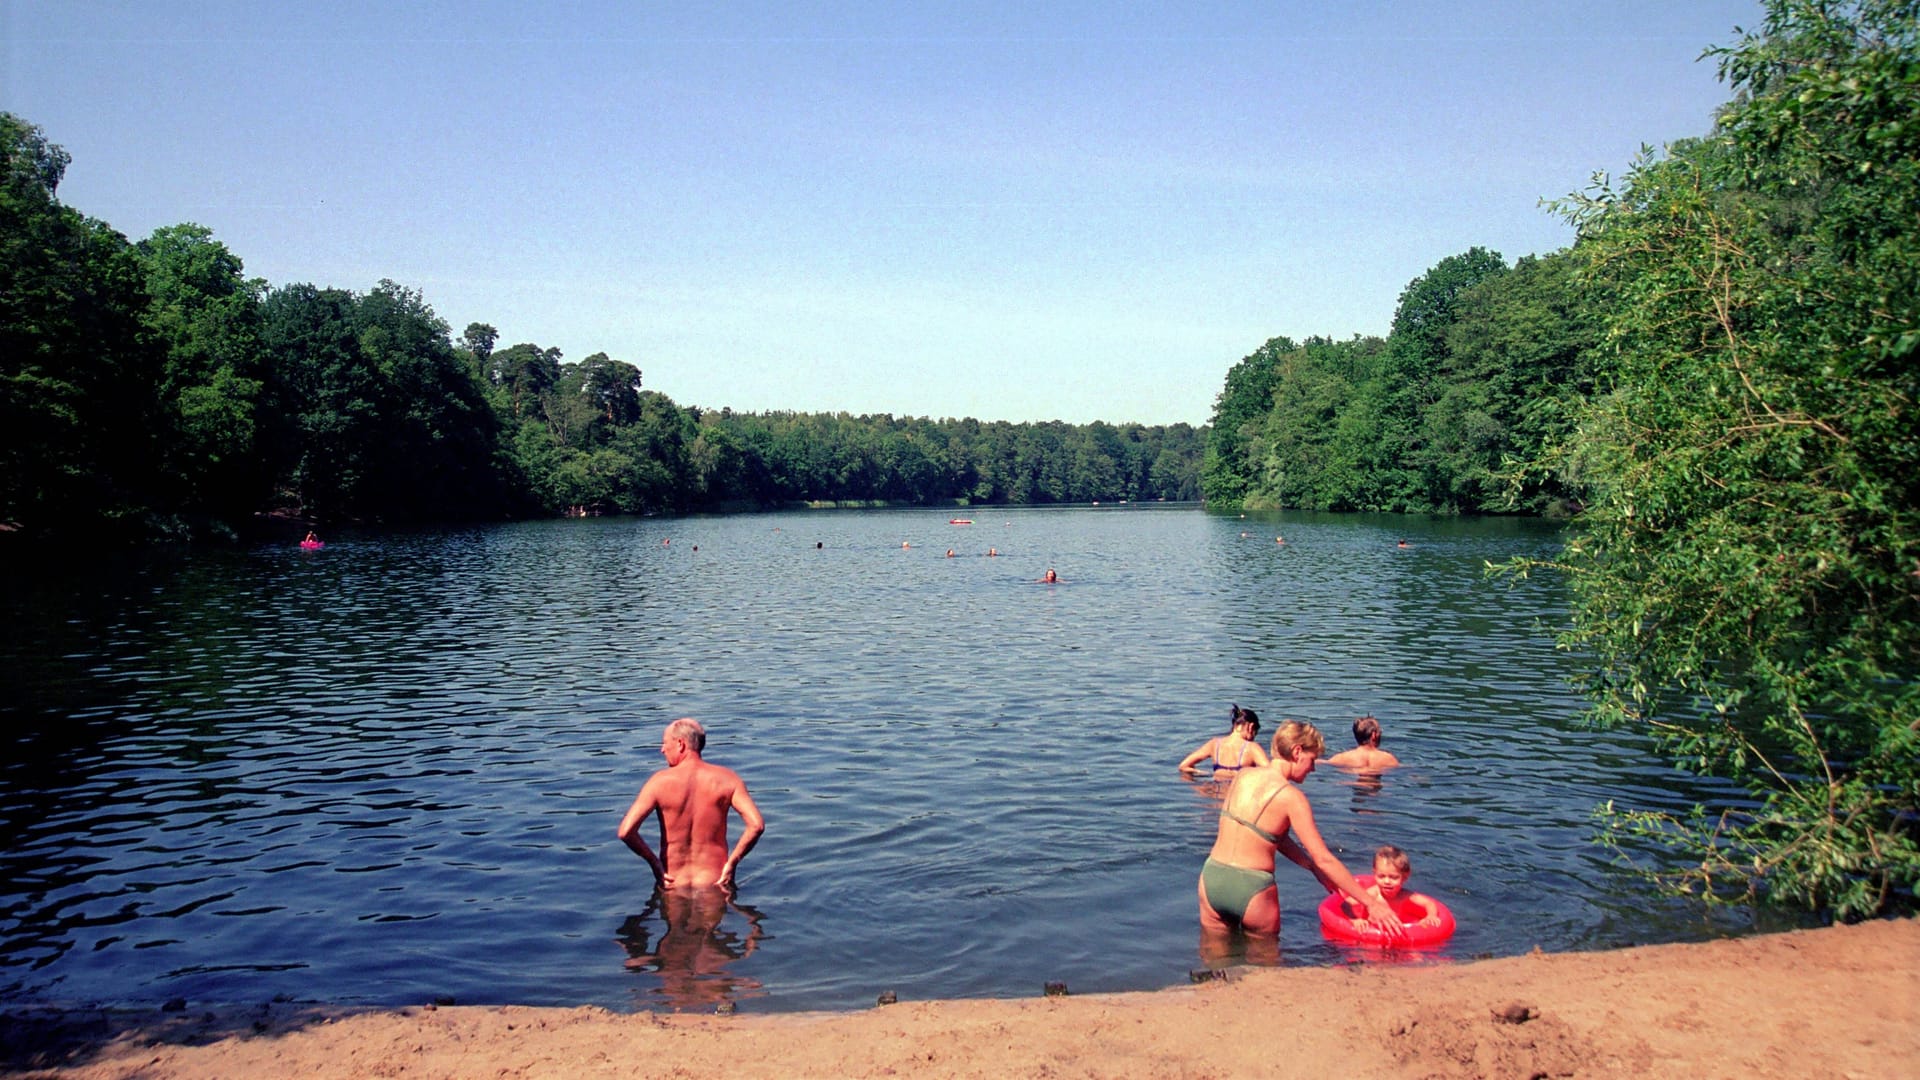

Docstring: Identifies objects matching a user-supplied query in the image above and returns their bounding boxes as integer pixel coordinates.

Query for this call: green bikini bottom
[1201,857,1276,923]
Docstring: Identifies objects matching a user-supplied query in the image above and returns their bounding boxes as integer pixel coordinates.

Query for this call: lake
[0,505,1778,1014]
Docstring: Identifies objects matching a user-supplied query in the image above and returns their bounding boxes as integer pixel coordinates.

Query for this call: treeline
[486,338,1204,515]
[1202,246,1600,516]
[0,112,1201,543]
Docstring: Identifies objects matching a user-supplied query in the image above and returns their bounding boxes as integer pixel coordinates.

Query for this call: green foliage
[1430,253,1604,514]
[0,113,163,537]
[1375,247,1512,510]
[1240,335,1382,510]
[461,338,1204,516]
[136,223,268,517]
[261,280,508,523]
[1201,336,1293,507]
[1507,0,1920,917]
[1202,246,1602,515]
[258,282,365,517]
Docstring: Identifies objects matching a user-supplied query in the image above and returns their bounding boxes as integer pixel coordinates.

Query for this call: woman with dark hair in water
[1178,705,1270,777]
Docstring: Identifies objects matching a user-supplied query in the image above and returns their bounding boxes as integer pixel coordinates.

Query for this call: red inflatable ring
[1319,874,1456,947]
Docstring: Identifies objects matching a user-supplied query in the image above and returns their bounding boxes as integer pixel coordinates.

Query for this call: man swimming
[1325,715,1401,771]
[617,718,765,893]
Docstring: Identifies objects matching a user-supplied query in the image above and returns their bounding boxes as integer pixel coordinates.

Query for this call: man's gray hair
[665,717,706,753]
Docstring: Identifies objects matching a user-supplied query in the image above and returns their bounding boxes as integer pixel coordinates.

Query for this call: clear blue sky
[4,1,1762,425]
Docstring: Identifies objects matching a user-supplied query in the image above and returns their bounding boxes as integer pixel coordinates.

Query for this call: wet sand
[3,918,1913,1079]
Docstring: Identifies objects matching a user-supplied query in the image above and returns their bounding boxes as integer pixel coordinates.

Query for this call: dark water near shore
[0,506,1774,1013]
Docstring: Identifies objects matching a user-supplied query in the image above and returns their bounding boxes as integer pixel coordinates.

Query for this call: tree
[460,322,497,365]
[136,223,268,517]
[260,282,378,518]
[1505,0,1919,918]
[261,280,505,522]
[1430,252,1603,514]
[485,342,562,420]
[353,279,504,520]
[1241,336,1384,510]
[1380,247,1509,510]
[0,113,163,537]
[1201,335,1293,506]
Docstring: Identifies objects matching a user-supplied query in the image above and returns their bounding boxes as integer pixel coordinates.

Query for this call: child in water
[1342,845,1445,930]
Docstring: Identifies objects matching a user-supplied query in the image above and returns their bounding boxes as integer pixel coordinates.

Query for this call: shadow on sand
[0,1001,377,1074]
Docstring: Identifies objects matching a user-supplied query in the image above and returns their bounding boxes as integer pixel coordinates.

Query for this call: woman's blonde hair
[1269,719,1325,761]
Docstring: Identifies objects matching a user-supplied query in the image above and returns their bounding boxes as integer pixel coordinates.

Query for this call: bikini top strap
[1249,777,1288,819]
[1221,776,1290,842]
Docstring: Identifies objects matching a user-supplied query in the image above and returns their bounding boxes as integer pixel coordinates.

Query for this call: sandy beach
[3,918,1912,1079]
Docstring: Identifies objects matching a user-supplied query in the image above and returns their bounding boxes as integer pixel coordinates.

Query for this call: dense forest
[1199,246,1600,516]
[0,129,1203,544]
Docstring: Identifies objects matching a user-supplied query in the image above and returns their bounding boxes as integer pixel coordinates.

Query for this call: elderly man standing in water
[617,718,765,893]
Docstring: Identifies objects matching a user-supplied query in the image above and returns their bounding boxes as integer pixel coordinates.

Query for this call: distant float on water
[949,518,973,525]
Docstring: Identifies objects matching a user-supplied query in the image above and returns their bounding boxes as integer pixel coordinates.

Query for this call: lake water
[0,506,1778,1014]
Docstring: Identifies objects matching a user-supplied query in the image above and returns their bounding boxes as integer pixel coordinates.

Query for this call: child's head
[1352,715,1383,748]
[1372,845,1412,898]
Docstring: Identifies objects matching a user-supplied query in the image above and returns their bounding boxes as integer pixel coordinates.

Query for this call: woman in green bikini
[1197,720,1405,940]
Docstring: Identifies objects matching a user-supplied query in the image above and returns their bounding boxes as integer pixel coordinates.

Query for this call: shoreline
[4,918,1913,1079]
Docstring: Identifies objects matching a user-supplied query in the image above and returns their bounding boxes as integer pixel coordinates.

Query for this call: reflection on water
[1195,925,1279,969]
[1340,768,1389,808]
[615,890,766,1010]
[0,507,1785,1014]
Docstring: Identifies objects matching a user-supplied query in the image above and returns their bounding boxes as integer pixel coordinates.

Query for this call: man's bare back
[1325,715,1400,771]
[617,719,765,892]
[1325,745,1400,770]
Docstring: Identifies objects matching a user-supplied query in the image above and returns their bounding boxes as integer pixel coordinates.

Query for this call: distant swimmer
[1396,539,1410,549]
[946,549,956,558]
[816,541,824,549]
[988,547,998,557]
[902,541,911,549]
[1275,535,1285,545]
[1325,715,1401,771]
[1040,568,1059,583]
[617,718,765,894]
[663,538,671,546]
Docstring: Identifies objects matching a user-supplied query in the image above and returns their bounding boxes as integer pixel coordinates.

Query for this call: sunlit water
[0,506,1779,1013]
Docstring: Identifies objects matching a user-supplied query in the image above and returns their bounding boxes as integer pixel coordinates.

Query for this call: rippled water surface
[1,507,1769,1013]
